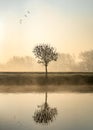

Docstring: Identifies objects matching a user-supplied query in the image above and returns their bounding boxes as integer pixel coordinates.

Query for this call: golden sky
[0,0,93,63]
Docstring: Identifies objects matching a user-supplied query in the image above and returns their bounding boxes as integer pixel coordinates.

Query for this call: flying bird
[27,10,30,14]
[19,10,31,24]
[24,14,27,17]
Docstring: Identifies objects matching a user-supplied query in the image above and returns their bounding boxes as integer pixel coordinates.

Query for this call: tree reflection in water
[33,91,57,125]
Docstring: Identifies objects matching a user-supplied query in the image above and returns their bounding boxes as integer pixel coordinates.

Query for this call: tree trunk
[45,91,47,104]
[45,91,48,109]
[45,65,48,79]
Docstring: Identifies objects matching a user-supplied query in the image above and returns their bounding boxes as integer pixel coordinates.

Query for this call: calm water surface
[0,91,93,130]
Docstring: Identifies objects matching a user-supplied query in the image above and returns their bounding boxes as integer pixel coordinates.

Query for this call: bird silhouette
[19,10,31,24]
[27,10,30,14]
[24,14,27,17]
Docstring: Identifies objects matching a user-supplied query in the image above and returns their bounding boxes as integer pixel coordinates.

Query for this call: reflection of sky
[0,93,93,130]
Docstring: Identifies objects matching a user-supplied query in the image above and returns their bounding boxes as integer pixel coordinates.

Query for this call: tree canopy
[33,44,58,77]
[33,44,58,66]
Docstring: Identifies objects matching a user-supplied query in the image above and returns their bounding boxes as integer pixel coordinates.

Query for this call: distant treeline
[0,50,93,72]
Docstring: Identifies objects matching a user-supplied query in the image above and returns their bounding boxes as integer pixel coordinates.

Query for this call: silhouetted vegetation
[33,44,58,78]
[33,91,57,125]
[79,50,93,72]
[0,50,93,72]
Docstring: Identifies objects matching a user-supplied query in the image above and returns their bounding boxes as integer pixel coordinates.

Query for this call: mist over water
[0,71,92,129]
[0,92,93,130]
[0,0,92,129]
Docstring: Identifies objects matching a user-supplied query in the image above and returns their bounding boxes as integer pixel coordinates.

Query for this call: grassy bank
[0,72,93,85]
[0,72,93,93]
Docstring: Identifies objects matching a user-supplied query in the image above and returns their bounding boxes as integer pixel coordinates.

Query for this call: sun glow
[0,21,4,43]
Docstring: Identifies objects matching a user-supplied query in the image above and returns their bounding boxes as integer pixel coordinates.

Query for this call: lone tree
[33,44,58,78]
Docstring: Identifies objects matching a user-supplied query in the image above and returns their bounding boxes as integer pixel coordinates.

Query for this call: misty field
[0,72,93,93]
